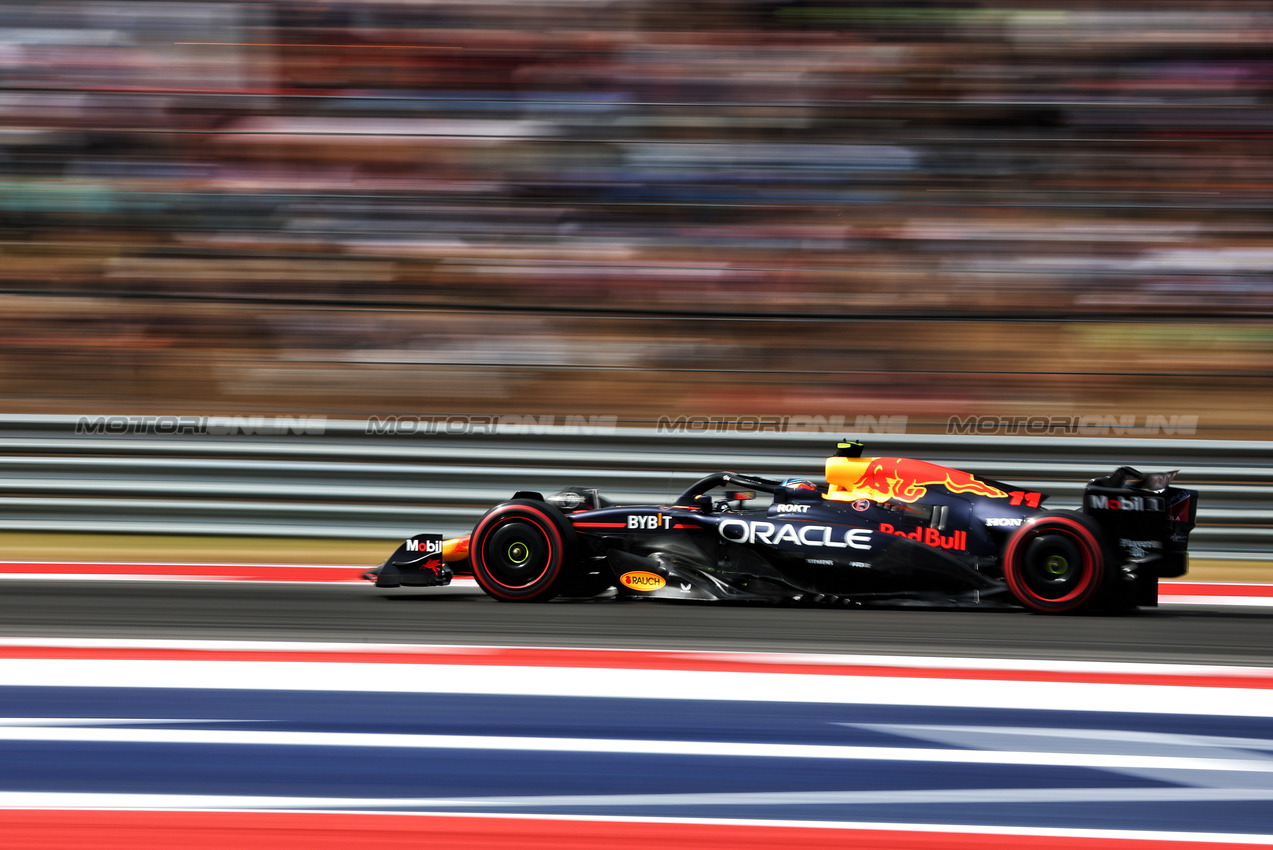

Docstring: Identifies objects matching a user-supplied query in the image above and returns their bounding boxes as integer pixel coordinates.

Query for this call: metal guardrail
[0,416,1268,560]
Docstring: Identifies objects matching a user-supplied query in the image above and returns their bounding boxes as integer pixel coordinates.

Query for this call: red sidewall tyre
[470,501,575,602]
[1003,512,1106,614]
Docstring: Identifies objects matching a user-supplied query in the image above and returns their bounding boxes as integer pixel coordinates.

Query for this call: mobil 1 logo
[403,534,444,556]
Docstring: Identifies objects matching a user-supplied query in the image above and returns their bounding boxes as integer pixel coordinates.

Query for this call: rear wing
[1083,467,1198,578]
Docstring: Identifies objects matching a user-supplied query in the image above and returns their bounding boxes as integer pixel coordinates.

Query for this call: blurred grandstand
[0,1,1269,434]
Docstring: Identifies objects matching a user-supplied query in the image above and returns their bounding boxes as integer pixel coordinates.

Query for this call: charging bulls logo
[851,458,1007,503]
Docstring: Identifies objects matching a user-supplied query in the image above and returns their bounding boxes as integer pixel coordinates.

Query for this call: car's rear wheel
[470,500,575,602]
[1003,512,1106,614]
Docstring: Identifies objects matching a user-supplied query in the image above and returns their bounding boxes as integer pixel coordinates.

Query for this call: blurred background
[1,0,1271,434]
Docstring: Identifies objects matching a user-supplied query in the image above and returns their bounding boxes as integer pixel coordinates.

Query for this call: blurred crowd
[0,1,1270,431]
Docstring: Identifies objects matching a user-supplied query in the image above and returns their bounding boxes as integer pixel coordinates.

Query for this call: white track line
[5,786,1273,810]
[1161,596,1273,608]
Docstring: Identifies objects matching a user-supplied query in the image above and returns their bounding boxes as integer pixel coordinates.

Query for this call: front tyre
[1003,512,1107,614]
[470,500,576,602]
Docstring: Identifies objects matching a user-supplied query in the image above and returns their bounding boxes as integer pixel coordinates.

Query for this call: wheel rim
[1019,532,1087,602]
[481,518,552,590]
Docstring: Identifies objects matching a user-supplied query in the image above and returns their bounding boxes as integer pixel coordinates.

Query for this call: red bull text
[878,523,967,551]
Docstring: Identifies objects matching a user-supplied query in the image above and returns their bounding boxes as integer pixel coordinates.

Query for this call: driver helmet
[781,477,817,491]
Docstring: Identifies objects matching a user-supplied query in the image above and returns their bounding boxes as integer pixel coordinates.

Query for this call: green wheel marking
[1045,554,1070,576]
[507,542,529,565]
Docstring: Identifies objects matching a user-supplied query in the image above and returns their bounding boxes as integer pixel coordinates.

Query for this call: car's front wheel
[470,500,576,602]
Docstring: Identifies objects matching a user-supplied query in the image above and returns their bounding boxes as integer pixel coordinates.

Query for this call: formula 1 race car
[366,442,1198,613]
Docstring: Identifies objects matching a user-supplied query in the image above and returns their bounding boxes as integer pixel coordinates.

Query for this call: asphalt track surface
[3,580,1273,666]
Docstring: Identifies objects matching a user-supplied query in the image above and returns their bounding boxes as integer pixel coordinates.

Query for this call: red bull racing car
[366,442,1198,614]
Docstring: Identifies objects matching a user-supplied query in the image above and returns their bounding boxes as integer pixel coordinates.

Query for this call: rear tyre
[1003,512,1107,614]
[470,500,576,602]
